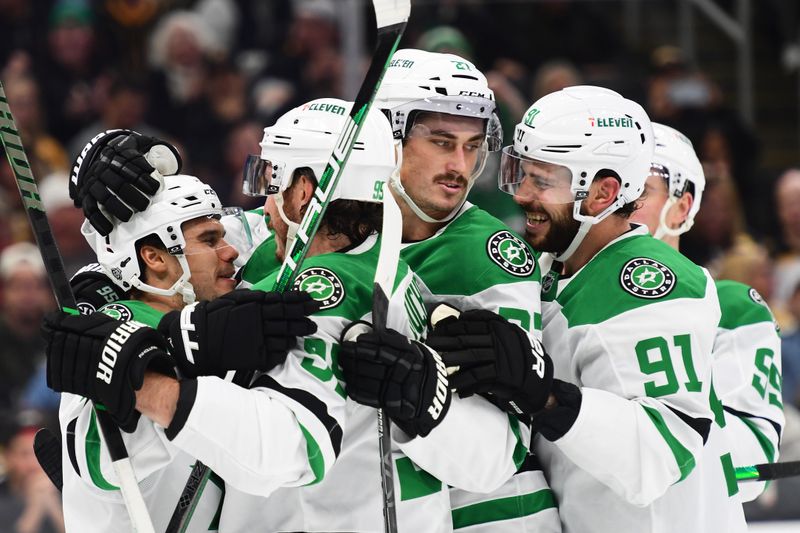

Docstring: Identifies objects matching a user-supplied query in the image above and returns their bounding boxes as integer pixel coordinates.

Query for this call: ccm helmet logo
[458,90,490,98]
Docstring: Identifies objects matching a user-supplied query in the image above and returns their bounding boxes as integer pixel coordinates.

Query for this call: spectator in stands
[782,267,800,408]
[146,9,224,138]
[2,76,70,179]
[773,168,800,307]
[36,0,107,144]
[0,244,53,412]
[0,410,63,533]
[67,74,160,161]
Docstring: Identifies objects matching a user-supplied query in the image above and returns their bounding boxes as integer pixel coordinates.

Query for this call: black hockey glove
[339,324,451,438]
[70,130,182,235]
[158,289,320,379]
[42,311,174,432]
[530,379,582,441]
[425,309,554,420]
[70,263,126,315]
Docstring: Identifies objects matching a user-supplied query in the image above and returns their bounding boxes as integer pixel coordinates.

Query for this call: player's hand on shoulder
[70,129,182,236]
[158,289,320,378]
[425,307,554,420]
[339,323,451,438]
[41,310,173,432]
[70,263,126,315]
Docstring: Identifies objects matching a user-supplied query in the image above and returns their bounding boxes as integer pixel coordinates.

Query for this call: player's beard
[524,202,582,254]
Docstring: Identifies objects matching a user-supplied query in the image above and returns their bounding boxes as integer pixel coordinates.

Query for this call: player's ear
[139,244,171,280]
[584,175,621,216]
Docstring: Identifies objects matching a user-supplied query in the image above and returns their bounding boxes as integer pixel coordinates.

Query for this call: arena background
[0,0,799,530]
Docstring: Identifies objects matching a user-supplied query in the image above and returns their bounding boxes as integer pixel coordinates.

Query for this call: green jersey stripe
[737,415,776,463]
[86,408,119,491]
[299,424,325,485]
[719,452,739,497]
[508,414,527,470]
[451,488,557,529]
[641,405,696,482]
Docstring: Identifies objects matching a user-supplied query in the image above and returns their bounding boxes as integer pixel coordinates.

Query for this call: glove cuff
[531,379,582,441]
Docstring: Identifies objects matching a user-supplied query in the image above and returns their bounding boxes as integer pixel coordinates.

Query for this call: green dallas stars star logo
[486,230,535,277]
[293,267,345,310]
[619,258,676,299]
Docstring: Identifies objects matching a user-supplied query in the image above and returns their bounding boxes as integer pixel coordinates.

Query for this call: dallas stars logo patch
[619,258,676,299]
[748,287,765,305]
[100,303,133,321]
[294,267,345,310]
[487,230,535,277]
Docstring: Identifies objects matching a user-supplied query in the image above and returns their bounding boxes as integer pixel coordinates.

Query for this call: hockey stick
[0,80,156,533]
[270,0,410,293]
[166,2,411,531]
[736,460,800,482]
[373,180,404,532]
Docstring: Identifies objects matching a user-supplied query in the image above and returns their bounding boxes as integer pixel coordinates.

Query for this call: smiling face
[399,112,486,219]
[510,158,580,253]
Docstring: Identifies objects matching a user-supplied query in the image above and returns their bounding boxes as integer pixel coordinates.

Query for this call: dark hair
[293,167,383,247]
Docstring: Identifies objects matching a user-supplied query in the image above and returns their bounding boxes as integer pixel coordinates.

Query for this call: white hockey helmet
[499,85,654,260]
[375,48,500,223]
[376,48,500,147]
[242,97,399,249]
[82,174,224,305]
[651,122,705,238]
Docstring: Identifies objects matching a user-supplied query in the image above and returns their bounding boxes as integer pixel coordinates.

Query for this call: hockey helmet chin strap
[389,139,486,224]
[654,195,693,240]
[129,253,197,306]
[552,195,625,262]
[274,192,301,257]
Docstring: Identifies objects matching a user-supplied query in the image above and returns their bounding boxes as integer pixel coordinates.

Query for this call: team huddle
[39,47,783,532]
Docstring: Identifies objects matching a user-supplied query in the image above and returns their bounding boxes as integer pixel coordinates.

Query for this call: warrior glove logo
[294,267,345,310]
[620,258,676,299]
[487,230,535,277]
[96,320,147,384]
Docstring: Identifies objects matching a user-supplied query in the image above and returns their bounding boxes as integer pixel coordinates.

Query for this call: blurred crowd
[1,0,800,530]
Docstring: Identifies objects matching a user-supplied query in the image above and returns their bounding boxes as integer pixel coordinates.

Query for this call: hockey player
[221,97,536,532]
[64,51,559,531]
[339,48,560,532]
[430,85,739,532]
[630,122,784,503]
[42,172,334,532]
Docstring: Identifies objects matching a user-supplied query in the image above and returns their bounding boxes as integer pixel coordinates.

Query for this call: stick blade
[34,428,63,491]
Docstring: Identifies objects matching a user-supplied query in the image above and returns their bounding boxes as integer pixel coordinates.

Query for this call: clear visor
[394,96,501,149]
[406,116,490,182]
[180,208,250,257]
[498,146,575,205]
[242,154,287,197]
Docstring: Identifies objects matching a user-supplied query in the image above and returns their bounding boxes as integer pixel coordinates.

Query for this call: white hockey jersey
[221,233,529,532]
[60,291,347,532]
[536,226,745,533]
[400,204,560,532]
[712,279,784,502]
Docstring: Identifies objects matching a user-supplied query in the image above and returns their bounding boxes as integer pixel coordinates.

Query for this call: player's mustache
[433,174,468,187]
